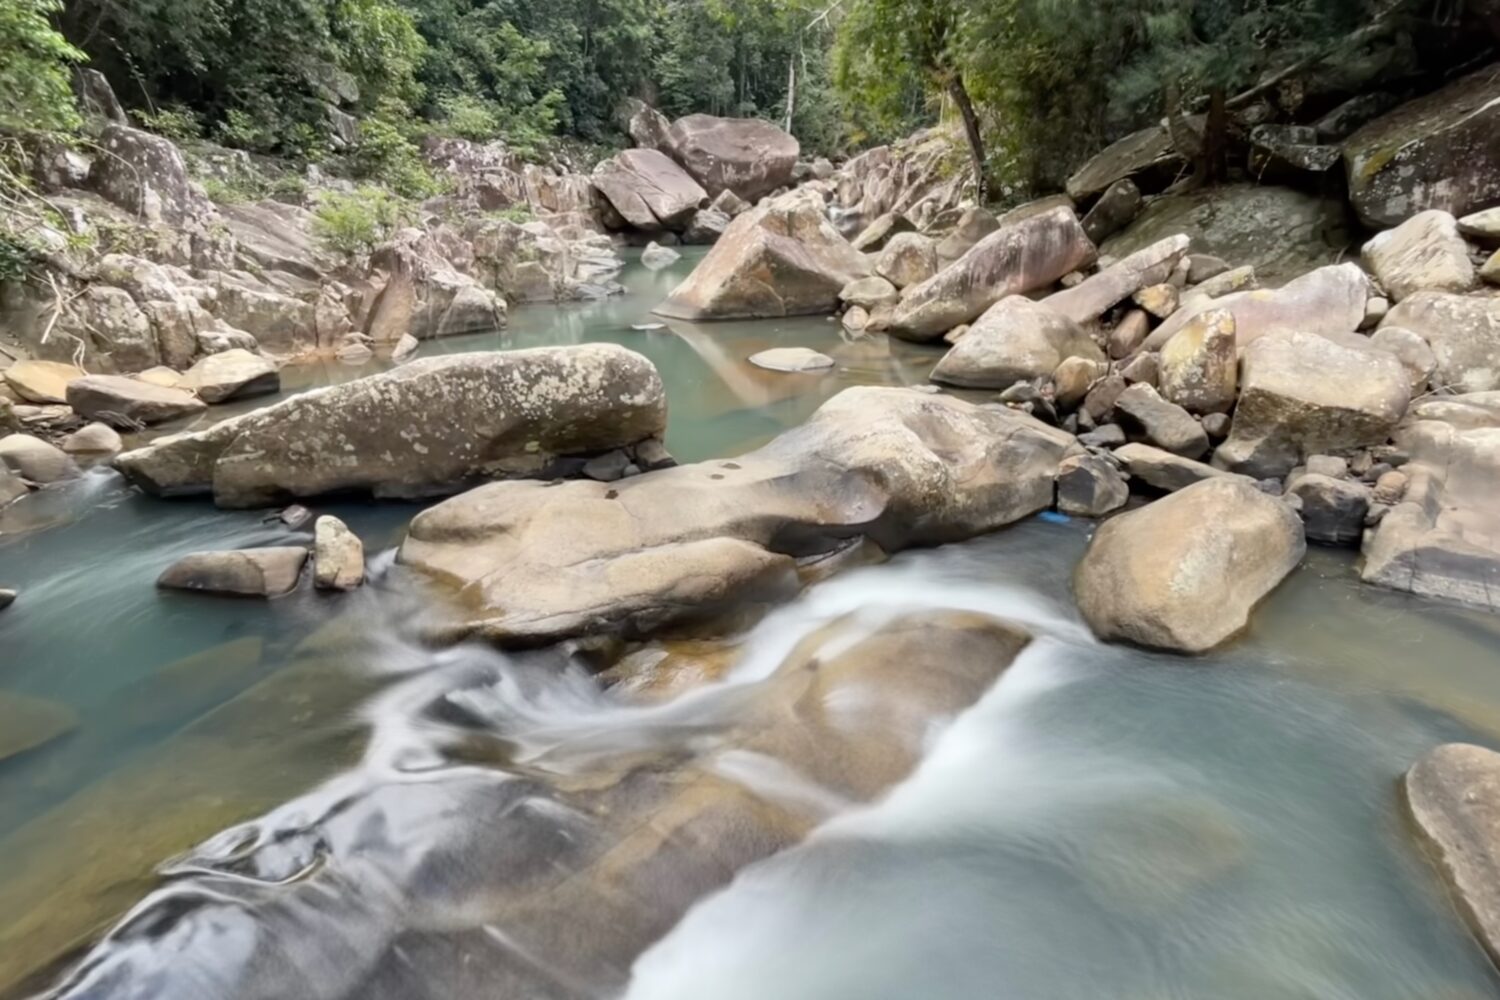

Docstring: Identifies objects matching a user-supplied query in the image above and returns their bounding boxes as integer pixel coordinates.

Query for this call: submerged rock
[930,296,1102,390]
[158,547,309,598]
[398,387,1073,645]
[0,690,77,763]
[1074,477,1305,653]
[116,345,668,507]
[65,374,207,427]
[887,206,1096,342]
[314,516,365,591]
[1404,743,1500,968]
[1362,393,1500,610]
[640,241,682,270]
[655,190,870,321]
[748,348,835,373]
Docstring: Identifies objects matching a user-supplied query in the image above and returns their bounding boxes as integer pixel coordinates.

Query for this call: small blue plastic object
[1037,510,1071,525]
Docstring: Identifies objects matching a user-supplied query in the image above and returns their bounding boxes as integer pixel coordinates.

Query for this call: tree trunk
[1201,86,1228,187]
[784,52,798,134]
[946,74,988,204]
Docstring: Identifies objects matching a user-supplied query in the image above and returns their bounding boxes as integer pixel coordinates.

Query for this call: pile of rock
[157,514,366,598]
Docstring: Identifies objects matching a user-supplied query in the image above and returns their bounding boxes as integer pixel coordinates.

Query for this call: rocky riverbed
[6,62,1500,1000]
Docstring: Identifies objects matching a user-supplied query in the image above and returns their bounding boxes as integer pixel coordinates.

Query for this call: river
[1,251,1498,999]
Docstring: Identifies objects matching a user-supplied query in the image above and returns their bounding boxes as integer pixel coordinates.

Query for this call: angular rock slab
[655,190,871,321]
[116,345,667,508]
[182,349,280,404]
[398,387,1074,645]
[1404,742,1500,968]
[1215,330,1410,479]
[1044,234,1189,325]
[3,360,85,404]
[1344,63,1500,229]
[65,375,208,427]
[930,297,1102,390]
[1074,477,1306,653]
[592,149,708,232]
[1362,393,1500,610]
[1362,210,1476,302]
[887,206,1096,342]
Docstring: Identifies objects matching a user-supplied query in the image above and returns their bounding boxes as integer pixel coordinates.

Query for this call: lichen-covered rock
[398,387,1073,645]
[1074,478,1305,653]
[1214,330,1410,478]
[1362,393,1500,610]
[87,123,206,225]
[64,286,159,372]
[1145,263,1369,352]
[887,206,1095,342]
[930,297,1103,390]
[1381,292,1500,393]
[665,114,800,202]
[655,190,871,321]
[1158,309,1238,414]
[65,375,208,427]
[874,232,939,289]
[1344,63,1500,228]
[1368,325,1438,396]
[1361,210,1476,301]
[592,149,708,231]
[1114,383,1209,459]
[158,547,308,598]
[115,345,667,507]
[213,284,317,357]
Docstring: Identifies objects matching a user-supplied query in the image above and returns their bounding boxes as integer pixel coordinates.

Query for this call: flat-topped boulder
[398,387,1074,645]
[65,375,208,427]
[1344,63,1500,228]
[1066,123,1183,202]
[592,149,708,232]
[181,349,280,404]
[1363,393,1500,610]
[886,206,1096,342]
[1215,330,1410,478]
[3,360,85,404]
[158,547,308,598]
[666,114,800,202]
[116,345,667,508]
[930,297,1102,390]
[655,189,871,320]
[1362,210,1476,302]
[1074,477,1305,653]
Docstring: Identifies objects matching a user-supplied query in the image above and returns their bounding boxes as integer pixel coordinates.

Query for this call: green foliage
[0,0,84,134]
[0,232,42,284]
[136,104,204,141]
[311,185,407,257]
[350,99,439,197]
[489,205,533,224]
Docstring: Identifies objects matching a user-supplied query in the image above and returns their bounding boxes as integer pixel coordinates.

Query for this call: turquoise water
[3,252,1500,998]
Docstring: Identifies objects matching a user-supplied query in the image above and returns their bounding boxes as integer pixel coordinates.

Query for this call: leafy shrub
[0,232,40,284]
[437,94,503,141]
[351,99,438,199]
[490,206,533,224]
[311,186,407,258]
[137,104,203,141]
[0,0,83,134]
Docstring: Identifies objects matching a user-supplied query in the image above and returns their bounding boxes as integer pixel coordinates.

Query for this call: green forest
[0,0,1481,201]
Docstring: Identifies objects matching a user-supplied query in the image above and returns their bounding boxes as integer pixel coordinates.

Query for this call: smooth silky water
[2,251,1499,998]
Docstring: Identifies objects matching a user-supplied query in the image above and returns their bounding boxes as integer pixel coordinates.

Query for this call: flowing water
[2,251,1500,999]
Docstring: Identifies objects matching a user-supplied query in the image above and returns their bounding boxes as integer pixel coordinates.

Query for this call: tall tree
[1,0,84,133]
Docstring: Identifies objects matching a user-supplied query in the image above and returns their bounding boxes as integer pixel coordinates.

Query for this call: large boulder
[1145,263,1369,352]
[0,434,75,484]
[65,375,208,427]
[1114,384,1209,459]
[655,190,871,320]
[1344,63,1500,228]
[1066,124,1184,202]
[1404,743,1500,967]
[182,349,279,404]
[1362,393,1500,610]
[87,123,205,225]
[626,100,673,152]
[665,114,800,202]
[874,232,939,289]
[1102,184,1351,286]
[1073,477,1306,653]
[213,284,317,357]
[398,387,1074,645]
[1158,309,1238,414]
[886,206,1096,342]
[1381,292,1500,393]
[1114,443,1249,493]
[1214,330,1411,478]
[592,149,708,232]
[930,297,1103,389]
[115,346,667,507]
[1361,210,1476,301]
[1045,234,1190,325]
[314,516,364,591]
